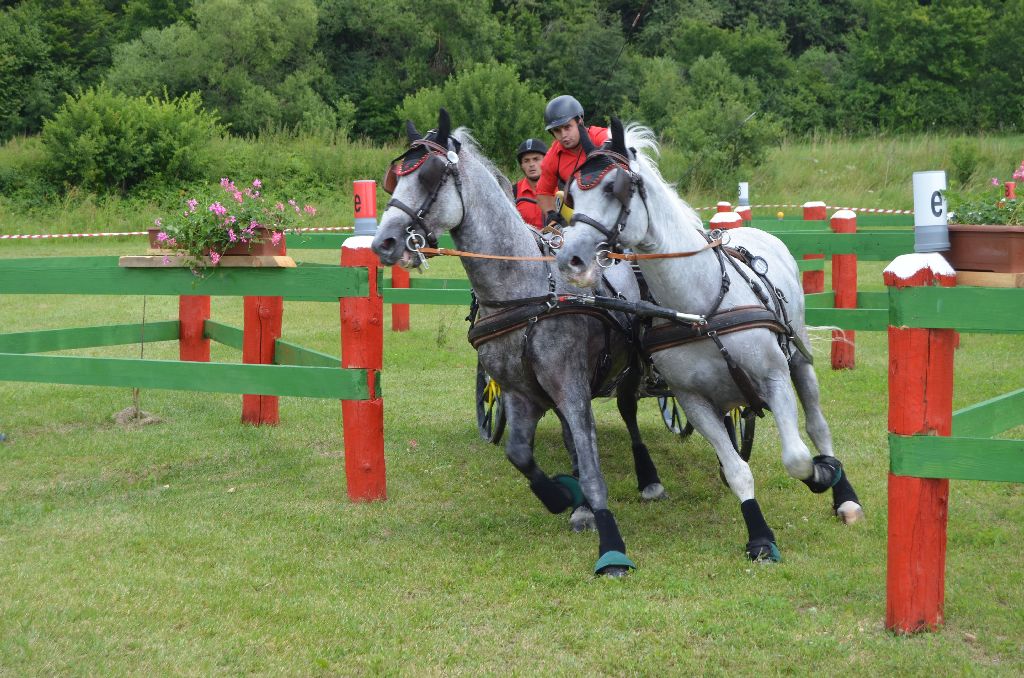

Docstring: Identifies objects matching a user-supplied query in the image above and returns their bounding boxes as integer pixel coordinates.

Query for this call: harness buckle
[596,249,613,268]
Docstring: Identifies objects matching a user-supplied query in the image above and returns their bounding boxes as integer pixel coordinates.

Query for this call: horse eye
[602,183,614,194]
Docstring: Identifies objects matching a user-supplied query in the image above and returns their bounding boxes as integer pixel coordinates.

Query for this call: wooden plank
[797,258,825,272]
[890,433,1024,483]
[890,287,1024,333]
[804,292,835,308]
[0,321,179,354]
[203,321,244,351]
[956,271,1024,288]
[774,232,914,259]
[120,254,296,268]
[274,339,340,368]
[408,277,473,290]
[953,388,1024,438]
[806,307,888,331]
[0,352,369,399]
[382,287,473,305]
[857,291,888,309]
[285,232,457,250]
[0,257,367,298]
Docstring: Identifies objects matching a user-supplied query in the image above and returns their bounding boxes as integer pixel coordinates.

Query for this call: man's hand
[544,210,566,230]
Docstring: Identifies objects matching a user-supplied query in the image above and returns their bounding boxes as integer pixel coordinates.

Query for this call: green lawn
[1,240,1022,675]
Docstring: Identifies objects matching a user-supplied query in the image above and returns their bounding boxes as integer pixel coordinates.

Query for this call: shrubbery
[400,62,547,164]
[40,86,224,194]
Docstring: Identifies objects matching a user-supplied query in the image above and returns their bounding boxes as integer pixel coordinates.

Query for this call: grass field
[1,238,1022,675]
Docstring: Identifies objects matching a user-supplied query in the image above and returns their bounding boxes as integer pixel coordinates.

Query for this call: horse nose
[371,235,399,264]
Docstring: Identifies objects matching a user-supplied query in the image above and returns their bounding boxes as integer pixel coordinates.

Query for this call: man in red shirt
[514,138,547,229]
[535,95,609,227]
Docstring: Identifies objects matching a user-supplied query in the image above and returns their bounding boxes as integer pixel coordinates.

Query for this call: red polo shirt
[536,125,609,197]
[514,178,543,229]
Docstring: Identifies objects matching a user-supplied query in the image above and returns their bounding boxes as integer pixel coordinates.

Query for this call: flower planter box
[946,225,1024,273]
[147,227,285,256]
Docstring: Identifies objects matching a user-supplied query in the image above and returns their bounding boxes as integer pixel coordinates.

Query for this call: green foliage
[626,54,782,193]
[40,85,224,194]
[107,0,342,137]
[950,140,981,187]
[399,62,547,162]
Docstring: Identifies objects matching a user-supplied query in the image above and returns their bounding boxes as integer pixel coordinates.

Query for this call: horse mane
[622,123,704,232]
[453,127,514,201]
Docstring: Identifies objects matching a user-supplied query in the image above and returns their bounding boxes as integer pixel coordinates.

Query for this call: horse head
[556,116,648,287]
[372,108,464,267]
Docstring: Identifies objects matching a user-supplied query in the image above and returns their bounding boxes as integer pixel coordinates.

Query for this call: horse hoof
[835,501,865,524]
[745,540,781,563]
[641,482,666,502]
[594,550,636,577]
[570,505,595,532]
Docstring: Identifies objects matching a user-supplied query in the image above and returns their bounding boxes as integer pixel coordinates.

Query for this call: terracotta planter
[146,227,285,255]
[946,225,1024,273]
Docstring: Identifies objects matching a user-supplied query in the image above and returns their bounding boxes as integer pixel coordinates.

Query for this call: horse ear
[406,120,422,143]
[610,117,627,158]
[437,108,451,148]
[577,120,596,155]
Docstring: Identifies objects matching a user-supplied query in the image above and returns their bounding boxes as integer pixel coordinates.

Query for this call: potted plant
[944,161,1024,274]
[151,178,317,269]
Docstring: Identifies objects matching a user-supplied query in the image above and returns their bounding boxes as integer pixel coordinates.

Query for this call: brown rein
[416,238,721,263]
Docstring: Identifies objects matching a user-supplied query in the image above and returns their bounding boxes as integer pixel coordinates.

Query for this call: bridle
[382,138,465,265]
[567,149,649,267]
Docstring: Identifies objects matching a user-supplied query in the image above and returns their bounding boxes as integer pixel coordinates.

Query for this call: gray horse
[370,109,663,576]
[556,118,864,562]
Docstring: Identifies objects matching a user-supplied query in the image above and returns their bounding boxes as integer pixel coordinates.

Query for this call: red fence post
[830,209,857,369]
[391,265,410,332]
[179,295,210,362]
[884,253,958,634]
[709,211,743,231]
[241,295,283,425]
[802,201,826,294]
[341,237,386,501]
[716,201,732,213]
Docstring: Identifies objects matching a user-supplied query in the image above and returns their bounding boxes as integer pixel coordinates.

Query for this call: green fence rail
[0,256,370,401]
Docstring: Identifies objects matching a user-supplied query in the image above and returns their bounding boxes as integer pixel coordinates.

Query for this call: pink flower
[225,215,237,225]
[275,202,285,211]
[167,238,177,247]
[288,199,297,207]
[162,255,171,265]
[232,191,243,203]
[210,252,221,265]
[304,204,316,216]
[156,231,169,242]
[991,177,1000,186]
[187,199,199,212]
[209,202,227,216]
[220,178,231,188]
[252,179,262,188]
[228,228,237,242]
[154,218,162,227]
[247,221,258,232]
[271,231,282,246]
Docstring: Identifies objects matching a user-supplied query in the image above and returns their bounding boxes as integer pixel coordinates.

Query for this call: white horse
[555,118,864,561]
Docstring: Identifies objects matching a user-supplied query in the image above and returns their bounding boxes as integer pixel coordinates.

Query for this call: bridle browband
[568,148,648,265]
[383,137,465,266]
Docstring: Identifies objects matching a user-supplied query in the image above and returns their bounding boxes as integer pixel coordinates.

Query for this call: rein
[413,238,721,263]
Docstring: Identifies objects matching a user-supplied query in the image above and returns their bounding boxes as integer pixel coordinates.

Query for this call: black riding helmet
[516,138,548,161]
[544,95,584,131]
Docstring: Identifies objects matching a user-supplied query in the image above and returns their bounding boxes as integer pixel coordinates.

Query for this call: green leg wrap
[552,474,584,509]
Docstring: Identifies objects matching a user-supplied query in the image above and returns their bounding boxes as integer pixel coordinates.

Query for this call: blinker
[612,168,632,205]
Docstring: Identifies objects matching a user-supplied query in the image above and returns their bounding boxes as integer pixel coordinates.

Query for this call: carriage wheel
[657,395,694,440]
[475,360,506,444]
[719,407,757,485]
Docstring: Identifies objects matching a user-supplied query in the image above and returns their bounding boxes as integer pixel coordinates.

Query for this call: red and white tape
[693,203,913,215]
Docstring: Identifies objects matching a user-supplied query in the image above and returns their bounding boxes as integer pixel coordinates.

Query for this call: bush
[399,62,547,164]
[40,86,224,194]
[950,140,981,187]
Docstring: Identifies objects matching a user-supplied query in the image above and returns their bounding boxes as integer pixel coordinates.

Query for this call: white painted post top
[342,235,376,249]
[883,252,955,281]
[832,209,857,220]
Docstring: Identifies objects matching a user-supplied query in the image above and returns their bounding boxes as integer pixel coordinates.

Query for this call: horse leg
[552,407,596,532]
[789,355,865,524]
[616,361,666,501]
[502,393,579,516]
[556,394,635,577]
[678,393,779,562]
